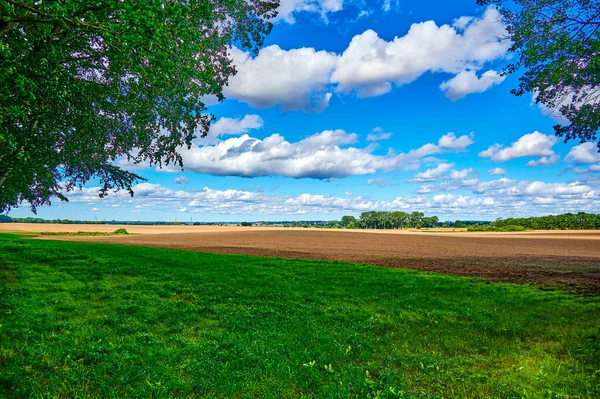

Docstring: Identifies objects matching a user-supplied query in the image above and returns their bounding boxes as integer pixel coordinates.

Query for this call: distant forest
[339,212,600,231]
[2,212,600,231]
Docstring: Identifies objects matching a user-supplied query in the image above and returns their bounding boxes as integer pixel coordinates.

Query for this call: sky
[8,0,600,222]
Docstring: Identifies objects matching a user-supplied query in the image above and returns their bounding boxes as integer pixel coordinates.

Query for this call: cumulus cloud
[134,130,475,180]
[415,176,516,195]
[438,132,474,151]
[225,46,337,112]
[526,154,561,167]
[440,70,506,100]
[409,163,454,182]
[566,142,600,164]
[497,181,594,197]
[450,168,473,179]
[487,167,506,175]
[65,175,600,219]
[366,127,392,141]
[479,131,558,163]
[225,8,508,111]
[331,8,509,97]
[210,115,263,137]
[468,177,517,193]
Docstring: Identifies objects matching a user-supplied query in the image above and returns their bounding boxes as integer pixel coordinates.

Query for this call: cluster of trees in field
[340,212,442,229]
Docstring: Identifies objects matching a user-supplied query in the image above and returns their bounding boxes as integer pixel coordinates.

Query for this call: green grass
[0,233,598,399]
[37,228,130,237]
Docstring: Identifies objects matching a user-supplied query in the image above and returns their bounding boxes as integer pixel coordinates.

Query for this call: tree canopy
[477,0,600,148]
[0,0,278,212]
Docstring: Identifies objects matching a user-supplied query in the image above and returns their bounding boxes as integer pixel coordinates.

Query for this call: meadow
[0,233,599,398]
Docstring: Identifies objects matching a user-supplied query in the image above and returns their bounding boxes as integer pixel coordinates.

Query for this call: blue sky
[9,0,600,222]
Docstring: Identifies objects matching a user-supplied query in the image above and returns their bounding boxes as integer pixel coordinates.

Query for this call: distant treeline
[3,212,600,231]
[0,216,189,225]
[338,212,600,231]
[468,212,600,231]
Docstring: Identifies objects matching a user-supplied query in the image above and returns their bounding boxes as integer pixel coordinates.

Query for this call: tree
[478,0,600,148]
[409,211,424,229]
[340,215,357,228]
[0,0,278,212]
[454,220,466,228]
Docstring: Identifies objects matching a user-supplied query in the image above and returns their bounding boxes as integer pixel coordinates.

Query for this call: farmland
[4,223,599,292]
[0,232,599,398]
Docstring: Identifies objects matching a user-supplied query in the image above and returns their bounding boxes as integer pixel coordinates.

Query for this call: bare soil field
[2,223,599,292]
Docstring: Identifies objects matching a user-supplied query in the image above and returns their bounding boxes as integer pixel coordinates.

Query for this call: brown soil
[7,224,597,293]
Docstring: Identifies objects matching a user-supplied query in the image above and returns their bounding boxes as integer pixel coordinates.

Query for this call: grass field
[0,233,599,398]
[12,223,599,290]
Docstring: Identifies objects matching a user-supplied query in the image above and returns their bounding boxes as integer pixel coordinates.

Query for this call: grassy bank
[0,233,598,398]
[37,228,130,237]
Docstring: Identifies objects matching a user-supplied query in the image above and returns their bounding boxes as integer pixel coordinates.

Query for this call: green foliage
[0,214,11,223]
[0,234,599,398]
[478,0,600,147]
[38,228,129,236]
[453,220,467,229]
[240,222,253,227]
[340,215,357,228]
[0,0,278,212]
[493,212,600,230]
[358,211,436,229]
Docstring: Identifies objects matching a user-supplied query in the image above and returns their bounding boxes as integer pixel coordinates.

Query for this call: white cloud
[173,177,189,185]
[479,131,557,162]
[440,69,505,100]
[225,8,508,111]
[210,115,263,137]
[450,168,473,180]
[276,0,344,23]
[91,207,100,211]
[409,163,454,182]
[496,181,595,198]
[225,46,337,112]
[487,167,506,175]
[417,184,437,194]
[468,177,516,193]
[330,8,509,97]
[526,154,561,167]
[64,176,600,219]
[366,127,392,141]
[123,130,475,180]
[566,142,600,164]
[438,132,474,151]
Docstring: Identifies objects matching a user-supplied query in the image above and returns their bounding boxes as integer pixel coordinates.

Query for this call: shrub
[112,228,129,235]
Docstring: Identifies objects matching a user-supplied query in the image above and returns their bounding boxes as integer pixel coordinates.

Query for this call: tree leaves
[478,0,600,148]
[0,0,278,212]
